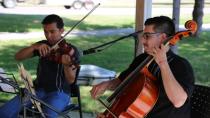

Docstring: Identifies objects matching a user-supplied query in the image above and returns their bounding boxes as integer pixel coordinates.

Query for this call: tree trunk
[193,0,204,37]
[172,0,181,54]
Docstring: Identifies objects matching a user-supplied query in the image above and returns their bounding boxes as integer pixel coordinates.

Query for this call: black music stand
[0,71,70,118]
[22,89,70,118]
[0,71,19,94]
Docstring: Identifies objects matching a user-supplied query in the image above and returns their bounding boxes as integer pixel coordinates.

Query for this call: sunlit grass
[178,32,210,85]
[0,31,210,113]
[0,13,210,33]
[0,14,134,32]
[0,12,210,113]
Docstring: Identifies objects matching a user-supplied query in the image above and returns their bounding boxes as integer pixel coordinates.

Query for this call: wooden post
[135,0,152,56]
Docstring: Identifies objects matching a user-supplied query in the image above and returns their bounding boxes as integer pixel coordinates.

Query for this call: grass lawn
[0,14,135,32]
[0,31,210,113]
[0,13,210,33]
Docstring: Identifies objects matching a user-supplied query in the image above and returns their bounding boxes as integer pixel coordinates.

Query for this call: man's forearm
[15,46,35,61]
[63,65,77,84]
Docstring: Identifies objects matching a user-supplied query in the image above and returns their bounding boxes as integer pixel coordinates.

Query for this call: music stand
[22,89,70,118]
[0,70,70,118]
[0,71,19,94]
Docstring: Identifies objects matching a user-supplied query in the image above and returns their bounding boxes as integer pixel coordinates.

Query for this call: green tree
[193,0,204,37]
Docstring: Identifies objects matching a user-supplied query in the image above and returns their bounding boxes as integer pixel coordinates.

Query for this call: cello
[98,20,198,118]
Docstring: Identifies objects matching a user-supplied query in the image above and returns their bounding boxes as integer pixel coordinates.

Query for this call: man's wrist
[31,43,38,50]
[64,64,76,70]
[158,60,168,69]
[158,60,167,65]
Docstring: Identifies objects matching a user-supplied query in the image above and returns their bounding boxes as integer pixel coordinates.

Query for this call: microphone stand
[133,34,139,57]
[83,30,143,56]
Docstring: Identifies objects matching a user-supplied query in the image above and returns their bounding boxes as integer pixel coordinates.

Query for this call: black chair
[191,84,210,118]
[62,66,83,118]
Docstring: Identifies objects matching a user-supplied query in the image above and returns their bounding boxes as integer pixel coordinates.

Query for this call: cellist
[90,16,195,118]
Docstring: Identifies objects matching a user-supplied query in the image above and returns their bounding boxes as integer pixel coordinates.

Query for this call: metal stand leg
[23,90,70,118]
[23,106,26,118]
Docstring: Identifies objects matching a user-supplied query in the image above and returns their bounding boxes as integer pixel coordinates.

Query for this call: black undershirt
[33,40,80,94]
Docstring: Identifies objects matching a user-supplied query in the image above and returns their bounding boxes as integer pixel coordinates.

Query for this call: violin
[40,3,100,67]
[98,20,197,118]
[45,40,79,68]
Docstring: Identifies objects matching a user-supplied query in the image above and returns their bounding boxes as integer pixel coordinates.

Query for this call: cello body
[104,68,159,118]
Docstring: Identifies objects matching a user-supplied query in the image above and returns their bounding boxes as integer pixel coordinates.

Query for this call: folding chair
[62,66,83,118]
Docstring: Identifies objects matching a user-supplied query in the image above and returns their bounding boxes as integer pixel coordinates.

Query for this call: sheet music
[0,83,16,93]
[0,68,17,93]
[18,64,46,118]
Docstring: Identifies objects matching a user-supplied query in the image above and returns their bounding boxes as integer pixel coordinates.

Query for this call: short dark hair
[144,16,175,37]
[41,14,64,29]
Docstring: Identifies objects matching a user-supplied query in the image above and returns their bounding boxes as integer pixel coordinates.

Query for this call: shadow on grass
[0,44,38,76]
[179,32,210,85]
[0,14,133,32]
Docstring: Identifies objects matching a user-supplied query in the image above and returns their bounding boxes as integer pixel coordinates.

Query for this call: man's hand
[61,47,75,66]
[90,81,110,99]
[96,113,106,118]
[32,43,50,57]
[148,44,169,66]
[61,54,72,66]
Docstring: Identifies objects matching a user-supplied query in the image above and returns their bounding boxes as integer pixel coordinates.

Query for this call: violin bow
[18,63,46,118]
[51,3,101,50]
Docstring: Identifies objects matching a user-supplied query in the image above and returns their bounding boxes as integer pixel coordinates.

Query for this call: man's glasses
[141,32,161,39]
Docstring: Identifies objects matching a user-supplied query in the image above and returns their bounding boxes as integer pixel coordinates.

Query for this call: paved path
[0,28,134,40]
[1,25,210,40]
[1,5,210,15]
[1,6,210,40]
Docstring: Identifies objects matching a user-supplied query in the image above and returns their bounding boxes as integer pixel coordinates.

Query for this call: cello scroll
[168,20,197,46]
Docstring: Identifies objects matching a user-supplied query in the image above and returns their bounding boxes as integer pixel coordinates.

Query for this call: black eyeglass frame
[141,32,162,39]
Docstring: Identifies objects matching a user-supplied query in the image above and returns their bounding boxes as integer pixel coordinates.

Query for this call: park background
[0,0,210,117]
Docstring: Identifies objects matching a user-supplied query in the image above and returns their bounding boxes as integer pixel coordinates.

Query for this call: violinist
[90,16,195,118]
[0,14,80,118]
